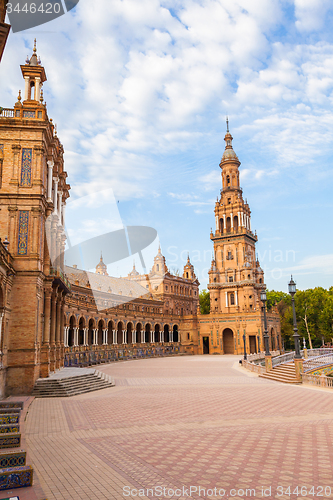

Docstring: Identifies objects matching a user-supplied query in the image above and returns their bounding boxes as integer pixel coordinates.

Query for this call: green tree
[199,289,210,314]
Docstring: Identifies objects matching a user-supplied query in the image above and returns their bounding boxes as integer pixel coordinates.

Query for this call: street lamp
[288,275,301,359]
[260,289,270,356]
[242,333,247,360]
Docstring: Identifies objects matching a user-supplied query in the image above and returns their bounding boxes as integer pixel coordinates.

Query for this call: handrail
[0,108,14,118]
[303,353,333,373]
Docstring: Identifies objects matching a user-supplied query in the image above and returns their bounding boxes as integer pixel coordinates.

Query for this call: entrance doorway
[203,337,209,354]
[222,328,234,354]
[249,335,257,354]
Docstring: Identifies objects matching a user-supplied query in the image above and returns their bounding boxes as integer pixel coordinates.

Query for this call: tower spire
[226,116,229,133]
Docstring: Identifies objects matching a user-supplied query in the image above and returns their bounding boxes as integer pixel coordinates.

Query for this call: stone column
[132,330,136,344]
[24,76,30,100]
[142,330,146,343]
[47,161,54,201]
[62,203,66,227]
[50,289,57,372]
[58,191,63,226]
[93,329,98,345]
[112,329,116,344]
[230,213,233,229]
[122,330,126,344]
[53,178,59,214]
[74,327,78,346]
[43,288,52,345]
[160,330,163,343]
[35,76,41,101]
[225,291,228,307]
[84,328,88,346]
[150,331,154,344]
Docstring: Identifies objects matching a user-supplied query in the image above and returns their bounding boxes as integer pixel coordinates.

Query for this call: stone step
[32,370,114,397]
[0,414,20,425]
[0,465,33,490]
[259,362,301,384]
[260,373,300,383]
[0,449,26,468]
[0,433,21,448]
[0,408,21,415]
[0,402,24,410]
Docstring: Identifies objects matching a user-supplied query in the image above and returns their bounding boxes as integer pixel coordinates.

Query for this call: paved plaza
[7,355,333,500]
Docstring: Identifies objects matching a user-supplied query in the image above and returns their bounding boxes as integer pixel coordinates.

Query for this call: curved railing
[303,353,333,373]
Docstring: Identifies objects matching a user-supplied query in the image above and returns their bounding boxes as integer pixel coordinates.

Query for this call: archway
[233,215,238,232]
[78,317,85,345]
[164,324,170,343]
[108,320,114,344]
[127,322,133,344]
[222,328,234,354]
[136,322,142,344]
[117,321,123,344]
[97,319,104,345]
[203,337,209,354]
[145,324,151,343]
[173,325,179,342]
[154,324,160,343]
[68,315,76,346]
[88,318,95,345]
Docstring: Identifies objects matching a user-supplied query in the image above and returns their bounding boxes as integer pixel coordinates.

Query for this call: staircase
[259,362,301,384]
[0,401,34,493]
[32,369,114,397]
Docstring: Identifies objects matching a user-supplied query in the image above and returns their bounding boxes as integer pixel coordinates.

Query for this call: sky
[1,0,333,293]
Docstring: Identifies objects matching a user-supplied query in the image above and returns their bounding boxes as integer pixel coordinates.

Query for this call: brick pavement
[21,356,333,499]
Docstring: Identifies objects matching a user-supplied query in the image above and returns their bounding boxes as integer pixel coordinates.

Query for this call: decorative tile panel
[0,414,19,425]
[0,434,21,448]
[18,211,29,256]
[20,148,32,186]
[0,450,26,468]
[0,425,20,434]
[0,465,33,490]
[23,110,35,118]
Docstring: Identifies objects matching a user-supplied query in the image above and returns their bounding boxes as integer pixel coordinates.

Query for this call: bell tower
[208,120,264,315]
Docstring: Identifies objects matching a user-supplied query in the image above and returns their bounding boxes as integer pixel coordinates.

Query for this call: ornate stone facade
[0,40,280,396]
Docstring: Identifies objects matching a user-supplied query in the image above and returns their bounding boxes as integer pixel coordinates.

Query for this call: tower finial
[33,39,37,54]
[226,116,229,133]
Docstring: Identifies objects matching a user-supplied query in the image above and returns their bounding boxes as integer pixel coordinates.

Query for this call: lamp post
[257,335,260,354]
[260,289,270,356]
[288,276,301,359]
[243,333,247,360]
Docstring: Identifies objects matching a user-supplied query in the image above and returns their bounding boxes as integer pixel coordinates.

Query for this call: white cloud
[294,0,331,32]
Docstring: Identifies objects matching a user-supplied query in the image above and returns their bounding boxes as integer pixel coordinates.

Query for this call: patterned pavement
[22,355,333,500]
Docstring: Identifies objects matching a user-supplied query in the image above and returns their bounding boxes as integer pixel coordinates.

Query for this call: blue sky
[1,0,333,292]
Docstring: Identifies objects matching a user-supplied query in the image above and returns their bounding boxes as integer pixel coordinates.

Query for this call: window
[248,274,250,279]
[230,293,235,305]
[156,264,159,271]
[227,175,230,185]
[228,198,231,204]
[229,276,233,282]
[187,333,190,340]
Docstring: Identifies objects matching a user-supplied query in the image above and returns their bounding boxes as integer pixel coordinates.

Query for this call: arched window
[226,217,231,232]
[156,264,159,271]
[226,175,230,186]
[233,215,238,232]
[219,218,224,233]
